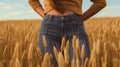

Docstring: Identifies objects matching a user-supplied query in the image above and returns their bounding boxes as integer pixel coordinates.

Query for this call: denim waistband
[44,13,81,22]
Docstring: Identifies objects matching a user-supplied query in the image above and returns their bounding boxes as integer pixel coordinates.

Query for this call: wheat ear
[41,52,49,67]
[14,59,21,67]
[43,35,47,50]
[58,52,65,67]
[53,46,58,60]
[64,48,69,64]
[28,43,34,67]
[84,58,89,67]
[71,59,75,67]
[0,61,3,67]
[61,36,65,51]
[12,43,20,60]
[81,44,85,66]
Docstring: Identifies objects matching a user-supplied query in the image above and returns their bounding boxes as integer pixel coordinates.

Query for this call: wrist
[80,15,85,21]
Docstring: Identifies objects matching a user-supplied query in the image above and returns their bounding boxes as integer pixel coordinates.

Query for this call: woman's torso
[44,0,82,16]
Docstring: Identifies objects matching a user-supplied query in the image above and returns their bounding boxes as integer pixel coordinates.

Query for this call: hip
[40,13,86,38]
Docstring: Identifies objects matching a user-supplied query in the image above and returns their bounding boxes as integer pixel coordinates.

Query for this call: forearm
[35,6,45,18]
[81,2,107,21]
[28,0,44,18]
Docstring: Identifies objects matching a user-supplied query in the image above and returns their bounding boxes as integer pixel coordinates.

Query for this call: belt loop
[49,15,52,22]
[61,16,64,22]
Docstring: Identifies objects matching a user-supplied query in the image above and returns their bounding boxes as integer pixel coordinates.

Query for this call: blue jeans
[38,13,90,67]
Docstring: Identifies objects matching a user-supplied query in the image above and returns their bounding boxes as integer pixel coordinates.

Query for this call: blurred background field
[0,17,120,67]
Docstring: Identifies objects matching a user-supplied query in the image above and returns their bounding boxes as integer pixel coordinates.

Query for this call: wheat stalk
[43,35,47,49]
[35,47,42,67]
[84,58,89,67]
[71,59,75,67]
[72,35,77,52]
[96,40,101,67]
[2,45,9,61]
[76,58,80,67]
[12,43,20,60]
[20,50,27,67]
[81,44,85,67]
[58,52,65,67]
[28,43,34,61]
[14,59,21,67]
[0,61,3,67]
[64,47,69,64]
[64,40,70,64]
[53,46,59,60]
[41,53,53,67]
[28,43,34,67]
[118,40,120,67]
[75,39,80,60]
[61,36,65,51]
[65,40,69,52]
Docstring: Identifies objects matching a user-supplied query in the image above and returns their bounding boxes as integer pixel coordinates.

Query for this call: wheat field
[0,17,120,67]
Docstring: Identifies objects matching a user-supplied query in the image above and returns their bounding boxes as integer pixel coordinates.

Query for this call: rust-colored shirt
[28,0,106,15]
